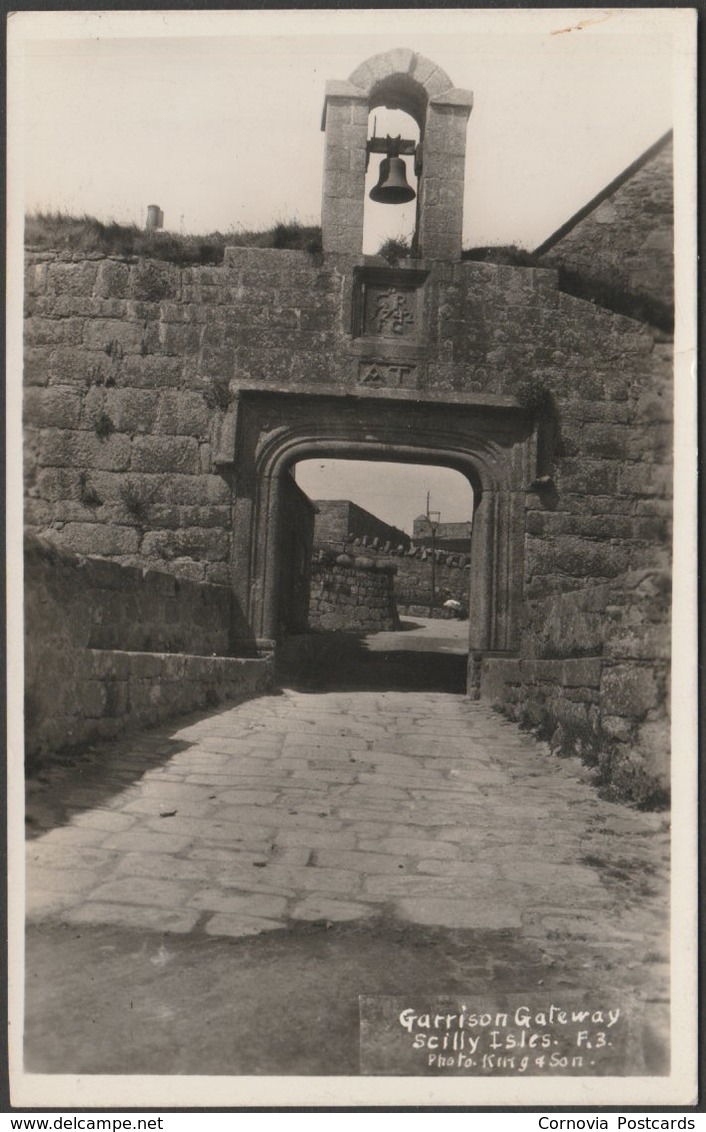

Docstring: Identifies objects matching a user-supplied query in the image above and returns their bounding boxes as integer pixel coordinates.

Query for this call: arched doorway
[222,388,533,694]
[290,455,475,628]
[295,456,474,629]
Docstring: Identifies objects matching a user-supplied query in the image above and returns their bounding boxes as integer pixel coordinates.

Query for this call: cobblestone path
[26,684,669,1005]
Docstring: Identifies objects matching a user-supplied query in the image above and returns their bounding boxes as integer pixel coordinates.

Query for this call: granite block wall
[308,554,399,631]
[26,648,271,769]
[24,251,669,588]
[24,535,272,763]
[393,554,469,617]
[22,243,672,802]
[480,565,670,807]
[317,536,471,617]
[24,533,232,654]
[23,248,349,584]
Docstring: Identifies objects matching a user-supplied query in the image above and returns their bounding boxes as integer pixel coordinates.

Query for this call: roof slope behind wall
[536,132,673,329]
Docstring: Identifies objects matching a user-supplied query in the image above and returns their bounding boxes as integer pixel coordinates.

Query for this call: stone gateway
[23,50,672,805]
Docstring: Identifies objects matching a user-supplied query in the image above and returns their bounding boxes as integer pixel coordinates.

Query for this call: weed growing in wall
[78,472,102,509]
[104,339,124,361]
[516,381,554,415]
[272,221,323,255]
[462,245,538,266]
[203,380,232,413]
[377,236,412,265]
[93,411,115,440]
[120,478,156,526]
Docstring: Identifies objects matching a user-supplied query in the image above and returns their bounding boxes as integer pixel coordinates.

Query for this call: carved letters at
[358,361,417,388]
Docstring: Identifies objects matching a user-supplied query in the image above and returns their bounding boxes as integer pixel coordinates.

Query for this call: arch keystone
[348,50,453,99]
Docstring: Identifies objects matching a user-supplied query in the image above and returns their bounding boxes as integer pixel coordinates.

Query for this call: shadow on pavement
[24,693,271,839]
[276,630,468,694]
[24,918,669,1077]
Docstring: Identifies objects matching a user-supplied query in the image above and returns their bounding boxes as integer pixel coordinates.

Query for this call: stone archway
[223,388,533,693]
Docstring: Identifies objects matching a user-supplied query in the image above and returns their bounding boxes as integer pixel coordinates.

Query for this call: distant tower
[145,204,164,231]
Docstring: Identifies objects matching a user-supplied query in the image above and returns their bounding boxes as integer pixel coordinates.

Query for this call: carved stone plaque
[353,266,427,343]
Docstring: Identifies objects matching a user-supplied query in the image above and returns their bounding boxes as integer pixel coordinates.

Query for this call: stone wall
[23,241,672,803]
[24,535,272,764]
[24,258,231,584]
[317,535,470,618]
[412,516,472,552]
[393,553,469,617]
[508,308,672,804]
[24,249,670,587]
[308,553,399,632]
[25,533,232,655]
[480,565,670,808]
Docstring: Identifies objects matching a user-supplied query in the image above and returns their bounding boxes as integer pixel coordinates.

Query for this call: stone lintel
[232,381,523,412]
[350,340,423,361]
[347,255,438,276]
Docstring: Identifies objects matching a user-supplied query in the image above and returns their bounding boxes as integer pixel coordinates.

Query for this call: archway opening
[275,456,476,693]
[231,388,529,680]
[362,106,421,257]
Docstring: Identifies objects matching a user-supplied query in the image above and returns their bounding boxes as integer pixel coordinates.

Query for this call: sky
[295,459,473,535]
[14,10,676,251]
[10,9,684,534]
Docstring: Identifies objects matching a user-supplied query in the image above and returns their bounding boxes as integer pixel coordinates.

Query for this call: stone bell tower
[320,48,473,259]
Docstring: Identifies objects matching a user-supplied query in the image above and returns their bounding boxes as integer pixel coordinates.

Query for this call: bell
[369,155,416,205]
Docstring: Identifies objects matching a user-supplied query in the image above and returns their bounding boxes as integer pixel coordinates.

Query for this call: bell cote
[321,48,473,260]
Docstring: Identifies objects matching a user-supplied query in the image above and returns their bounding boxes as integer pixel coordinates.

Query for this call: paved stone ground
[24,621,670,1075]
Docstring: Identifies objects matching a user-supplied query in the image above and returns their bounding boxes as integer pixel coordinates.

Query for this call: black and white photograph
[6,7,698,1109]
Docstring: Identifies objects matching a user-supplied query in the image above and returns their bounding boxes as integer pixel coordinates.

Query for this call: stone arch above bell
[320,49,473,260]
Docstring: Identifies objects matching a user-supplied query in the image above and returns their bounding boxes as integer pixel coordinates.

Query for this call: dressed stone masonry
[24,535,272,765]
[308,553,400,632]
[23,50,672,804]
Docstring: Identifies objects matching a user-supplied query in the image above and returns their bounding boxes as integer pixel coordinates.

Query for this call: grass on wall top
[25,212,323,265]
[25,214,535,268]
[24,212,670,330]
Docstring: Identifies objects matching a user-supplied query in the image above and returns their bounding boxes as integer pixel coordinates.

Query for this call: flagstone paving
[26,685,670,1010]
[24,618,673,1075]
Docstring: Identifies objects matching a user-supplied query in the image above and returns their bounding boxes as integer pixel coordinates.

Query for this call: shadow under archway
[276,624,468,694]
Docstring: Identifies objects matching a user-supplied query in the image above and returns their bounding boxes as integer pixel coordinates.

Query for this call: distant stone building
[312,499,410,553]
[411,515,472,553]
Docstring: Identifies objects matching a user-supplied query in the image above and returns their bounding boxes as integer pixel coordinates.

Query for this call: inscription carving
[358,361,417,388]
[368,288,415,336]
[353,266,427,342]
